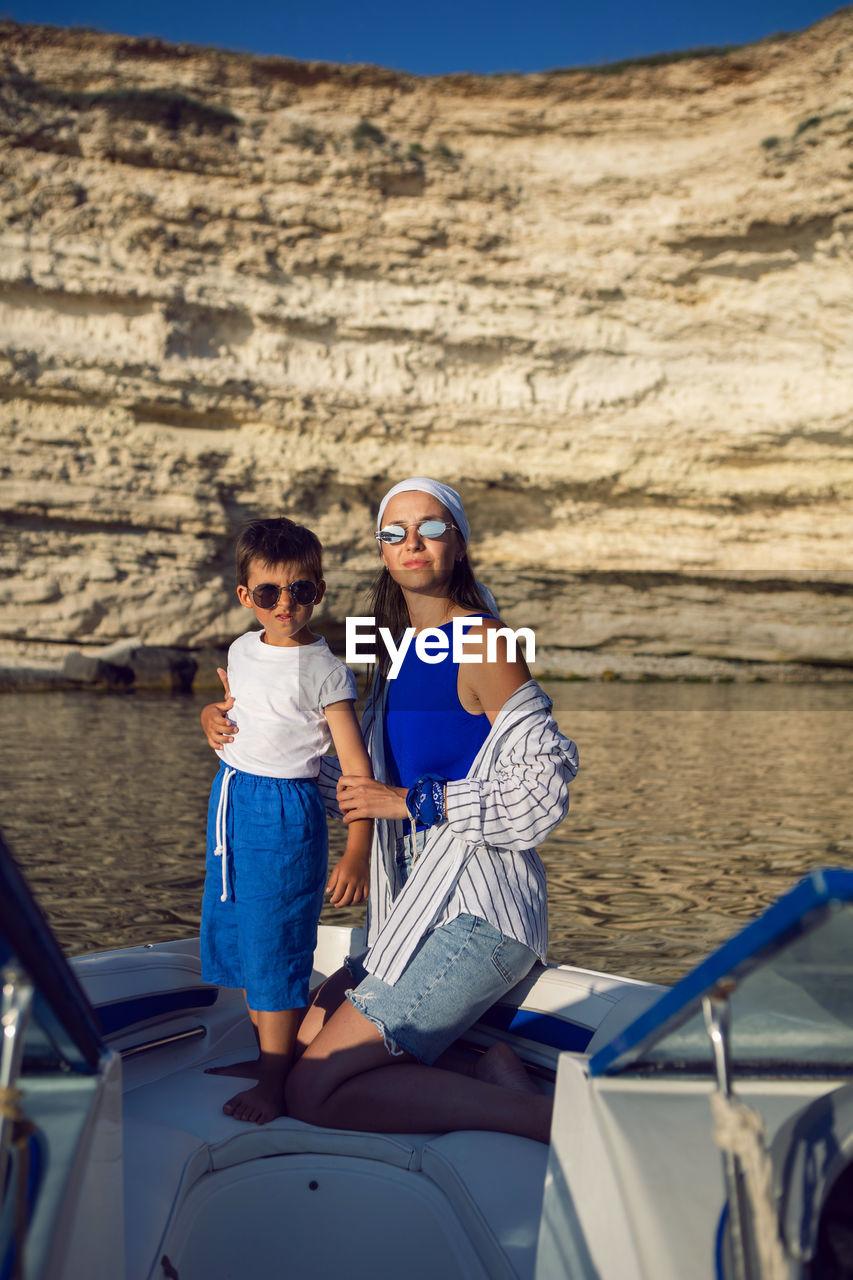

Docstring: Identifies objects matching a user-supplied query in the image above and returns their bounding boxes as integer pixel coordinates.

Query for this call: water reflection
[2,682,852,985]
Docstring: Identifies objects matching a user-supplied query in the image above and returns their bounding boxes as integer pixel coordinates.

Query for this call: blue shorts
[345,832,537,1063]
[201,762,327,1012]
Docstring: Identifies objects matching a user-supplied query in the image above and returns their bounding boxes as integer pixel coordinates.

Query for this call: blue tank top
[385,617,492,788]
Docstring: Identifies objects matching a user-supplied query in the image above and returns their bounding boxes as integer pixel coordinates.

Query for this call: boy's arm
[323,700,373,908]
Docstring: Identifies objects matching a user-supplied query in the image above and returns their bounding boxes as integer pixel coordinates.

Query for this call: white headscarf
[375,477,498,616]
[376,477,471,545]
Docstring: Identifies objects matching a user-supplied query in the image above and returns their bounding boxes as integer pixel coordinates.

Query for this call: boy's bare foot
[205,1058,263,1079]
[222,1079,287,1125]
[474,1042,540,1094]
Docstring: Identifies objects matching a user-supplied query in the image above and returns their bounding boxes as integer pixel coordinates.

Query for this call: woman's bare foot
[474,1042,540,1094]
[222,1078,287,1125]
[205,1058,263,1079]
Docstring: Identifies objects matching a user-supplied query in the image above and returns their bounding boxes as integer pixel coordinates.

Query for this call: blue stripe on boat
[477,1004,594,1052]
[96,987,218,1035]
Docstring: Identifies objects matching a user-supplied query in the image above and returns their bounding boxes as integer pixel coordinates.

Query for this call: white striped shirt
[317,678,579,985]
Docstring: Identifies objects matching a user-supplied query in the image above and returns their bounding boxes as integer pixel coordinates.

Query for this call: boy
[201,516,372,1125]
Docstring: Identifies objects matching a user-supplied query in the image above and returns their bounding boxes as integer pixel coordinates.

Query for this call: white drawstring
[214,768,236,902]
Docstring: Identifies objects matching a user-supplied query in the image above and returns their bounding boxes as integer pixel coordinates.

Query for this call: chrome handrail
[704,990,756,1280]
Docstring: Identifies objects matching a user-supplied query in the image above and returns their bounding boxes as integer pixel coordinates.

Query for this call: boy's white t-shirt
[217,630,357,779]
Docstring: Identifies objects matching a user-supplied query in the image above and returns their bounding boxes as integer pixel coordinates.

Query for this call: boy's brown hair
[235,517,323,586]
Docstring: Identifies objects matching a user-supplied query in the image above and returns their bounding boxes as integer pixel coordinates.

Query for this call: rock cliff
[1,14,851,686]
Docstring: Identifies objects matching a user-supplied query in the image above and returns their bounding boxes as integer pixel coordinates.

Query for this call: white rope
[710,1090,790,1280]
[214,767,235,902]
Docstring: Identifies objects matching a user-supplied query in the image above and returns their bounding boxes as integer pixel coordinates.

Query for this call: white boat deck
[74,927,643,1280]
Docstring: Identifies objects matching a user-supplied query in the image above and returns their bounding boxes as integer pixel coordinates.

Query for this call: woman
[203,478,578,1143]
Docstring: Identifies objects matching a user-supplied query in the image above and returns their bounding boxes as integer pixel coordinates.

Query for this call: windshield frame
[1,831,104,1074]
[589,867,853,1078]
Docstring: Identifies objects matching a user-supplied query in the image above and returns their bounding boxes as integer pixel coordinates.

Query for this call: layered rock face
[1,15,852,685]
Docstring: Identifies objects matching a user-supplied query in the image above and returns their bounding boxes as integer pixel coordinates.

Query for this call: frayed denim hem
[345,986,405,1058]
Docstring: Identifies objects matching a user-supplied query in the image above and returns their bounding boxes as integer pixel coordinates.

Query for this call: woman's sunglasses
[249,580,319,610]
[375,519,458,545]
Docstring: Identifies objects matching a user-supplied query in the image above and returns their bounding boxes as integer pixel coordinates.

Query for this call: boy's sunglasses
[375,519,458,545]
[250,580,319,610]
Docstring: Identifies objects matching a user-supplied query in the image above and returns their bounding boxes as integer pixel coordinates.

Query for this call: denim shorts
[345,832,537,1063]
[201,762,328,1012]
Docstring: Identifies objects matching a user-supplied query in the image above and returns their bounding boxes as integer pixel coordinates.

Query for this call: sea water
[3,681,852,985]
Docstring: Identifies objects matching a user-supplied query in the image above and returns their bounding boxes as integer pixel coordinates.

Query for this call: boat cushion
[124,1071,548,1279]
[209,1124,427,1173]
[420,1131,548,1280]
[123,1117,211,1280]
[124,1069,431,1171]
[74,949,205,1002]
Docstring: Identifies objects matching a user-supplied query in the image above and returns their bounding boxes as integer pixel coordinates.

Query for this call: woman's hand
[337,776,409,823]
[200,667,237,750]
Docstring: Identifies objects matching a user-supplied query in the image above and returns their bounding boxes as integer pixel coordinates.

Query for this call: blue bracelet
[405,775,447,827]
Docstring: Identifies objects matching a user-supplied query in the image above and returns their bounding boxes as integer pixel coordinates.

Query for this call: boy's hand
[325,854,369,908]
[200,668,237,750]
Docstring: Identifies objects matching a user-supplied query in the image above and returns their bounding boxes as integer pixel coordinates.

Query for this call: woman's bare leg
[435,1042,540,1094]
[209,968,539,1105]
[295,966,352,1055]
[285,998,552,1144]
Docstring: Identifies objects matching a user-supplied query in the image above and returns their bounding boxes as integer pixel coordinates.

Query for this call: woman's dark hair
[235,517,323,586]
[367,554,492,685]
